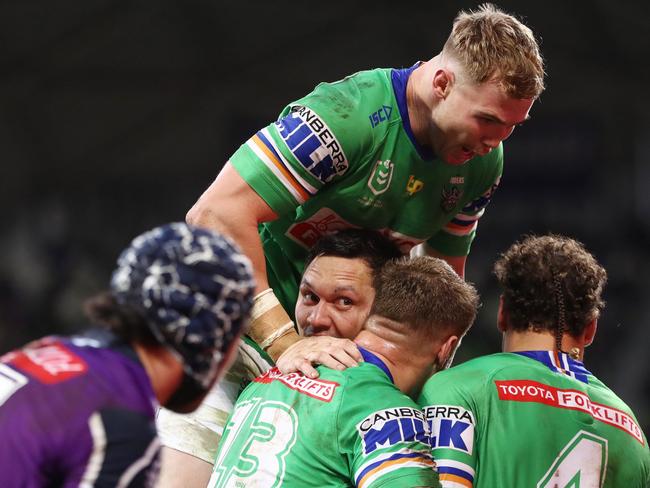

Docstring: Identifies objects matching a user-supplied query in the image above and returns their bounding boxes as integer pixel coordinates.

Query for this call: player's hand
[275,336,363,378]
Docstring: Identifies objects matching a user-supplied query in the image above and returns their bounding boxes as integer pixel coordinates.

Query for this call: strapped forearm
[248,289,302,361]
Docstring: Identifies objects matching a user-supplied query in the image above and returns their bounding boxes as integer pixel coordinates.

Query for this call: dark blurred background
[1,1,649,430]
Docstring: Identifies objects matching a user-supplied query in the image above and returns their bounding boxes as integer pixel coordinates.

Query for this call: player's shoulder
[466,143,504,176]
[290,67,393,121]
[587,373,641,417]
[433,352,520,381]
[420,353,526,399]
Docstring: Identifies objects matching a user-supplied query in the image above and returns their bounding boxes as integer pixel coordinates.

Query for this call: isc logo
[357,407,430,454]
[275,105,348,183]
[369,105,393,128]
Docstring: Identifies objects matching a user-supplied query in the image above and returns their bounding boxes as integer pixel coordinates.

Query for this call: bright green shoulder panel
[418,353,650,488]
[229,68,397,216]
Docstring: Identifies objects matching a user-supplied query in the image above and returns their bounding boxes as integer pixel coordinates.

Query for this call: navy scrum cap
[110,223,255,388]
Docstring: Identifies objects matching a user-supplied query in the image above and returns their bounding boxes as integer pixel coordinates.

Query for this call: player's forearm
[187,164,301,359]
[187,207,301,358]
[189,208,269,291]
[412,243,466,279]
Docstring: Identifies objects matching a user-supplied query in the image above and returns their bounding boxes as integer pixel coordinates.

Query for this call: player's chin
[444,151,473,166]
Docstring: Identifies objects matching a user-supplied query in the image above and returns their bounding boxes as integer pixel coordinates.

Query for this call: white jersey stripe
[261,127,318,194]
[437,458,476,478]
[117,437,161,488]
[80,413,107,488]
[247,138,305,204]
[358,459,436,488]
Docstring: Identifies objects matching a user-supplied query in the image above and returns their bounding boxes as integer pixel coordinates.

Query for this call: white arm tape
[251,288,280,321]
[258,321,296,350]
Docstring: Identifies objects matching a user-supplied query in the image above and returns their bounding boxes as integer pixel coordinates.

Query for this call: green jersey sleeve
[426,144,503,257]
[229,72,379,216]
[417,367,482,487]
[338,374,441,488]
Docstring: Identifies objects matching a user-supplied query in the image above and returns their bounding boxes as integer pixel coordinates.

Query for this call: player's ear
[432,68,454,100]
[497,295,508,333]
[583,319,597,347]
[437,334,459,368]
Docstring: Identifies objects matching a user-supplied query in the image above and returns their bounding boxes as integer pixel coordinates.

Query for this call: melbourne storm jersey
[0,331,160,487]
[209,348,440,488]
[417,351,650,487]
[230,65,502,312]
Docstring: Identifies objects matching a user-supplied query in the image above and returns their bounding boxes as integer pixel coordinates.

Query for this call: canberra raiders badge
[440,186,463,212]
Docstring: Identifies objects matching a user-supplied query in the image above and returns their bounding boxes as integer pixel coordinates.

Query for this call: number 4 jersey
[209,347,440,488]
[418,351,650,487]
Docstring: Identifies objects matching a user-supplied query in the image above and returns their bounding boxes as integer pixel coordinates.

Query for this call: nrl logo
[440,186,463,213]
[368,160,394,196]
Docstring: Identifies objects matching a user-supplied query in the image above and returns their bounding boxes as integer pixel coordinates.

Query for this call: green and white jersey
[417,351,650,488]
[230,65,502,312]
[209,348,440,488]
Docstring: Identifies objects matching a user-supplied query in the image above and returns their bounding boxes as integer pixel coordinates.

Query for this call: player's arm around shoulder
[418,364,490,488]
[337,373,440,487]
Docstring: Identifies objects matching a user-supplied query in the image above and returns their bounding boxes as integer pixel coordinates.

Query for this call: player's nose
[308,302,333,333]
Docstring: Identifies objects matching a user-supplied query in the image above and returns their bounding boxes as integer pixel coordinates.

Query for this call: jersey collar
[358,346,394,383]
[514,350,592,384]
[391,62,434,161]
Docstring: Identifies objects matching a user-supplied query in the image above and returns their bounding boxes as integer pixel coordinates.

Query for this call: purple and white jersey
[0,331,160,487]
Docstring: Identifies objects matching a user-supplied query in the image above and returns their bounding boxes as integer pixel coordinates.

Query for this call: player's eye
[303,292,319,305]
[336,297,353,307]
[477,115,497,124]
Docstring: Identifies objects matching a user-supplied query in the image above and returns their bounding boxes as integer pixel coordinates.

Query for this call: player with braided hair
[419,234,650,487]
[0,222,255,487]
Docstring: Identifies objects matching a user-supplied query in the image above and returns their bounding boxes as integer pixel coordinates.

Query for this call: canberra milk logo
[423,404,475,454]
[357,407,430,454]
[275,105,348,183]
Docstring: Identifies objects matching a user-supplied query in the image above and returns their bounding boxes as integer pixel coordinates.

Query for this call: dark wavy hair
[83,291,159,346]
[494,234,607,337]
[304,229,402,278]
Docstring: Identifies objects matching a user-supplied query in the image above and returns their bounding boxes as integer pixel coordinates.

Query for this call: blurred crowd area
[1,0,649,430]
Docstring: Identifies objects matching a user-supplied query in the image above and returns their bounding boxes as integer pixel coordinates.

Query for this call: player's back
[0,331,159,487]
[419,352,650,488]
[210,347,439,487]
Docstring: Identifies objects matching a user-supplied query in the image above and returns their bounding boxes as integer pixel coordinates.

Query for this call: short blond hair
[443,3,545,99]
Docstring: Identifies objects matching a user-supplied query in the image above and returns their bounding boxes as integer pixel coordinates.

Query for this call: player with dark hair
[276,228,403,377]
[209,256,479,487]
[170,5,545,483]
[419,234,650,487]
[157,228,401,485]
[0,223,254,487]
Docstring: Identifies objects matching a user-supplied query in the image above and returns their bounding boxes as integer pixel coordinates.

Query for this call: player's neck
[406,60,434,147]
[355,329,430,397]
[132,342,184,404]
[502,330,585,361]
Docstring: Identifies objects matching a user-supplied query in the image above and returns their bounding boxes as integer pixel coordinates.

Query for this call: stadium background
[2,1,649,432]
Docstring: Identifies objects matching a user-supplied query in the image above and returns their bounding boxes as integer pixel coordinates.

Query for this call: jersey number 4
[209,398,298,488]
[537,431,608,488]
